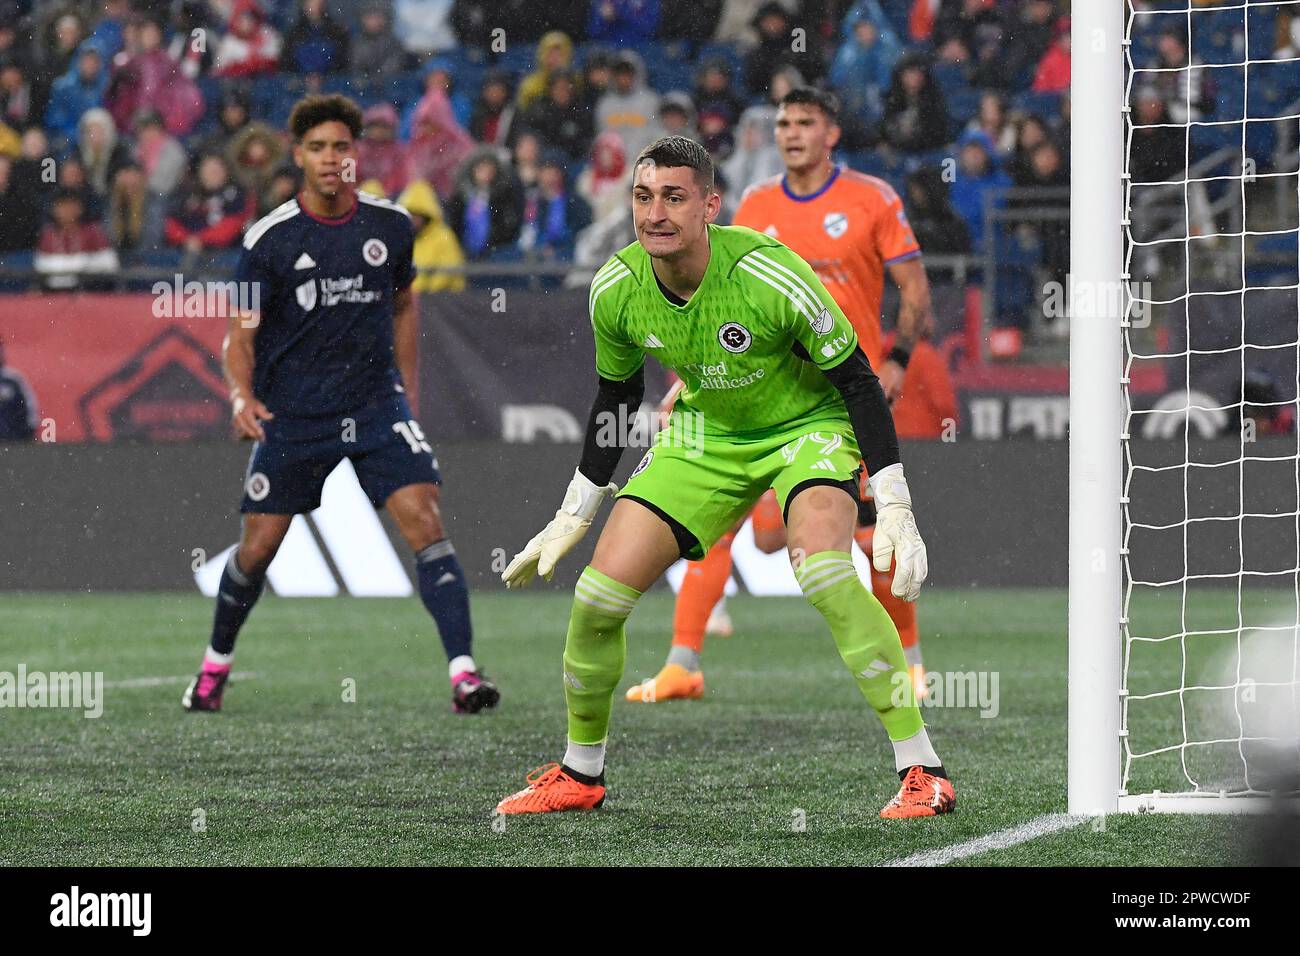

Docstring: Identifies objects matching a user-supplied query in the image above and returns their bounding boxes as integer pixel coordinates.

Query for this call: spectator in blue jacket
[445,146,523,259]
[949,128,1010,251]
[518,155,591,260]
[587,1,660,46]
[283,0,350,75]
[838,0,895,41]
[43,39,107,150]
[829,11,902,126]
[87,0,130,62]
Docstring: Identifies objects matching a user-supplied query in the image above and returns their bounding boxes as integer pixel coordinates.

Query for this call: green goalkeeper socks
[563,566,641,746]
[794,551,923,742]
[562,557,920,754]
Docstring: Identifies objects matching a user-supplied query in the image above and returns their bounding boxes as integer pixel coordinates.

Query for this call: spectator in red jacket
[355,102,409,198]
[34,189,119,291]
[1032,17,1070,94]
[407,88,474,200]
[909,0,939,42]
[213,0,282,79]
[164,154,252,255]
[105,15,205,136]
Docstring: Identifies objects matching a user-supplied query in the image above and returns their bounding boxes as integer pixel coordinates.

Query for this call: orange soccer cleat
[495,763,606,814]
[880,766,956,819]
[624,663,704,703]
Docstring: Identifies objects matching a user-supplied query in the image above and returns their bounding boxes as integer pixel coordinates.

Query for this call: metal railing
[981,187,1070,351]
[1127,146,1244,245]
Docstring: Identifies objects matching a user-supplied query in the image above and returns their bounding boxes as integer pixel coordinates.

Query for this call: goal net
[1071,0,1300,814]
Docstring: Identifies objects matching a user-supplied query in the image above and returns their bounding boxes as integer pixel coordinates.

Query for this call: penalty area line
[883,813,1088,867]
[102,672,259,689]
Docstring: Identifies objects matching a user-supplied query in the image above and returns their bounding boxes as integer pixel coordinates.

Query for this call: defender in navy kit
[183,94,498,716]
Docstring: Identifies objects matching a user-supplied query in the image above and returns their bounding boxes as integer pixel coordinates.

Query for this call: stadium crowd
[0,0,1291,296]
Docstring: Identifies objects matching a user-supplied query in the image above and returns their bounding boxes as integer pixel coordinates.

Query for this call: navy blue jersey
[236,191,417,419]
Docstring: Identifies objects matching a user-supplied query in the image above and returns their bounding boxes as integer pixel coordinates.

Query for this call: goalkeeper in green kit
[495,136,955,820]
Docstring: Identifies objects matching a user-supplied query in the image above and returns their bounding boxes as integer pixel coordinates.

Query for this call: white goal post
[1070,0,1300,815]
[1068,0,1124,815]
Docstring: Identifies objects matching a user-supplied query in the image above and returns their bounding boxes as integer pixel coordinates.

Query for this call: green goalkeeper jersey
[589,224,860,439]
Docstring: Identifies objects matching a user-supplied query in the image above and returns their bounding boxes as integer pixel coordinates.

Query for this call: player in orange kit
[625,87,937,704]
[879,330,958,441]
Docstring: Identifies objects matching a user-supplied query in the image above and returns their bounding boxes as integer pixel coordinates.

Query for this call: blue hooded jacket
[44,40,109,146]
[948,129,1011,250]
[830,7,903,119]
[839,0,896,40]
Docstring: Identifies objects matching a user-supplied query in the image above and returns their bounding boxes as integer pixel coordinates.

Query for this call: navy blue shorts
[240,394,441,514]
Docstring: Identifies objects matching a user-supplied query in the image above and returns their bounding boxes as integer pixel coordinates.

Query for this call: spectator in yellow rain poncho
[395,178,466,293]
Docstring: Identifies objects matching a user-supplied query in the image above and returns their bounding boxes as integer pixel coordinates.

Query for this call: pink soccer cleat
[451,670,500,714]
[182,661,231,712]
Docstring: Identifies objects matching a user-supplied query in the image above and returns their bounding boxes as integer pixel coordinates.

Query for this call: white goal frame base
[1118,793,1300,815]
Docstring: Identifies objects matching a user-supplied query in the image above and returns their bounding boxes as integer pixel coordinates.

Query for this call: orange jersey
[732,166,920,368]
[881,332,958,439]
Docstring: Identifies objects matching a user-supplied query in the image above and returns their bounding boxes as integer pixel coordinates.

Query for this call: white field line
[884,813,1089,866]
[102,671,259,689]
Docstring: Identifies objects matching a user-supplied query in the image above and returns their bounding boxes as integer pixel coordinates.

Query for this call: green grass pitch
[0,589,1268,866]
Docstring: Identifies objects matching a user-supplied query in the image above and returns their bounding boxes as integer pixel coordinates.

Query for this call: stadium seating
[11,0,1298,354]
[251,74,301,128]
[1010,91,1062,121]
[646,57,695,97]
[991,225,1043,330]
[880,0,914,41]
[947,89,983,131]
[930,61,967,99]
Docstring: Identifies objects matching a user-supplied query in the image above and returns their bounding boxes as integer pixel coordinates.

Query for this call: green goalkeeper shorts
[618,412,863,559]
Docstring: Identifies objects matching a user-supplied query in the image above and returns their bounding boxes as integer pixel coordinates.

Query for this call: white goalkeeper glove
[868,462,928,602]
[502,468,618,588]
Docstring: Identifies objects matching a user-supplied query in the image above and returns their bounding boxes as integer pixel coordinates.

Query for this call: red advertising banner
[12,283,1268,445]
[1,293,229,442]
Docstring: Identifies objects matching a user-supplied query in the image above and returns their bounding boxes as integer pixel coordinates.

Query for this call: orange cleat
[495,763,606,814]
[624,663,704,702]
[880,766,956,819]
